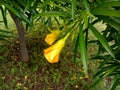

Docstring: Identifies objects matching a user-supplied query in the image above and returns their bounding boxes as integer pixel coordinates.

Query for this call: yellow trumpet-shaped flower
[44,33,70,63]
[45,27,62,45]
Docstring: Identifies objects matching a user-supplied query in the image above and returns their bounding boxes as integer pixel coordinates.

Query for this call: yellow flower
[45,27,62,45]
[44,33,70,63]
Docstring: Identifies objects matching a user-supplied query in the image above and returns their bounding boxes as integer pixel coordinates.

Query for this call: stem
[9,11,29,62]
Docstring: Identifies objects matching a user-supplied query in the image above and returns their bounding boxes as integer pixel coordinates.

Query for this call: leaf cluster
[0,0,120,89]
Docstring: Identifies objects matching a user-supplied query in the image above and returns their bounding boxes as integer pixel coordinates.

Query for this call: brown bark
[9,12,29,62]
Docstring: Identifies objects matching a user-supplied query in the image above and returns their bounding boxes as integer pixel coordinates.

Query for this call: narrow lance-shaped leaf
[2,2,30,24]
[71,0,77,20]
[16,0,25,7]
[0,6,8,29]
[85,28,88,48]
[91,8,120,18]
[102,16,120,32]
[0,29,11,33]
[32,0,40,10]
[92,77,104,87]
[0,34,11,38]
[54,16,60,26]
[42,0,51,12]
[74,33,80,63]
[35,11,70,18]
[18,11,30,25]
[99,56,112,68]
[95,1,120,8]
[2,2,21,18]
[24,0,33,11]
[0,29,11,39]
[9,1,23,12]
[79,23,88,76]
[81,10,88,28]
[110,77,120,90]
[89,24,115,58]
[51,2,71,14]
[103,65,118,77]
[83,0,90,12]
[111,17,120,24]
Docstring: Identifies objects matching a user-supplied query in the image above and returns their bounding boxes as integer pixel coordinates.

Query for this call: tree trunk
[9,12,29,62]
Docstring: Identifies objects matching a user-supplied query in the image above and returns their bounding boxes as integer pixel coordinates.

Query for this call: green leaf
[103,65,118,77]
[109,19,120,32]
[0,6,8,29]
[54,16,60,26]
[79,23,88,76]
[2,2,30,25]
[19,12,31,25]
[32,0,40,10]
[16,0,25,7]
[93,69,105,78]
[99,56,112,68]
[47,17,52,28]
[83,0,90,12]
[81,10,88,28]
[73,33,79,63]
[91,8,120,18]
[110,77,120,90]
[35,11,70,18]
[41,0,51,12]
[2,2,21,18]
[9,1,23,12]
[100,16,120,32]
[0,29,11,33]
[89,24,115,58]
[0,29,11,40]
[98,1,120,8]
[91,77,104,87]
[24,0,33,11]
[111,17,120,24]
[51,2,71,14]
[0,34,11,38]
[100,0,120,3]
[71,0,77,20]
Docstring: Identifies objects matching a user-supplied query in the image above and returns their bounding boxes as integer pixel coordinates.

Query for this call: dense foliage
[0,0,120,89]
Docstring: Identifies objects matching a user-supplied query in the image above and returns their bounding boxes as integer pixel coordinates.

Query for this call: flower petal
[45,29,61,45]
[44,32,70,63]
